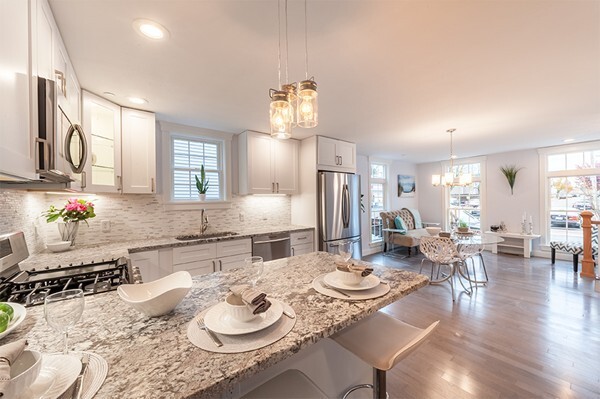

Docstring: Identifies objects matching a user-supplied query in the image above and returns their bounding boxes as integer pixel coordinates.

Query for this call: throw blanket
[405,208,423,229]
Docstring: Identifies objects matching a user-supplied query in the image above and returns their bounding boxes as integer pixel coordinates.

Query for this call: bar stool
[331,312,439,399]
[242,369,328,399]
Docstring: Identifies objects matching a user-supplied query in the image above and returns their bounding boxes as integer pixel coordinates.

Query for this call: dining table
[9,251,429,399]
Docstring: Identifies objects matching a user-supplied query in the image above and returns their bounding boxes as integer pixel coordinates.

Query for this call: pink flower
[77,203,87,212]
[65,203,78,211]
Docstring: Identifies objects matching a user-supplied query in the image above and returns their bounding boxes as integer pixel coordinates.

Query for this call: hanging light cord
[285,0,289,84]
[277,0,282,87]
[304,0,309,80]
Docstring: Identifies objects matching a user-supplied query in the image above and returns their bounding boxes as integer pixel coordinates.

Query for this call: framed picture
[398,175,415,197]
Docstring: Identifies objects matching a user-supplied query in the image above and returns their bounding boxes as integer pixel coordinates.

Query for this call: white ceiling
[49,0,600,164]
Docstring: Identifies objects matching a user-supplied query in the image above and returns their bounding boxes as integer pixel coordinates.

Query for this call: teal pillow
[394,216,407,234]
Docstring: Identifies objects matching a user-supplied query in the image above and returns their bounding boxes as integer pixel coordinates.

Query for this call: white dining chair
[419,235,472,302]
[457,241,489,286]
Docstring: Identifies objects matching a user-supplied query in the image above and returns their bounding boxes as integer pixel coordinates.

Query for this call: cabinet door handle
[81,171,87,189]
[219,260,223,271]
[212,260,216,272]
[297,236,307,240]
[117,175,122,191]
[339,156,343,166]
[54,69,66,94]
[276,182,279,193]
[291,247,295,256]
[272,182,275,193]
[151,177,155,192]
[335,156,338,165]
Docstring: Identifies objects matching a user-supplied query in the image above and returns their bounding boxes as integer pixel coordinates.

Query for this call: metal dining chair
[456,241,489,286]
[419,235,472,301]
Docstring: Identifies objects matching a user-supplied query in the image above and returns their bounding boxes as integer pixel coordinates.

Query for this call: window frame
[442,156,486,232]
[368,159,389,245]
[538,141,600,245]
[159,121,233,210]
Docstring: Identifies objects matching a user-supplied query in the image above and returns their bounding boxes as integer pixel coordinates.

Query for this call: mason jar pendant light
[297,0,318,128]
[269,0,292,138]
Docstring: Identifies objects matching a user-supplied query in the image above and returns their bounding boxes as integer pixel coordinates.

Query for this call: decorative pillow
[394,216,407,234]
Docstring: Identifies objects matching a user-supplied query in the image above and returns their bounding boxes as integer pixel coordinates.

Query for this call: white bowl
[225,293,257,322]
[334,268,365,286]
[117,271,192,317]
[4,350,42,398]
[45,241,72,252]
[425,227,441,236]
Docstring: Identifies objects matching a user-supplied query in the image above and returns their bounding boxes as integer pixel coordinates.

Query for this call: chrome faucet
[200,209,209,235]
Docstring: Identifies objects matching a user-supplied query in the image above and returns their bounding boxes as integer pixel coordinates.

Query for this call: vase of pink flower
[44,198,96,246]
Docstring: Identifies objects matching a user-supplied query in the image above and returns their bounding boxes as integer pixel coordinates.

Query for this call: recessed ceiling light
[563,138,575,143]
[133,19,169,40]
[128,97,148,105]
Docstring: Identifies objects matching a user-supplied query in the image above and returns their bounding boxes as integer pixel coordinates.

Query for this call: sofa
[379,208,428,256]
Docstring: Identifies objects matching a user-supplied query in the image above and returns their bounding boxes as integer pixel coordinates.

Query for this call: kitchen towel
[0,339,27,393]
[230,285,271,315]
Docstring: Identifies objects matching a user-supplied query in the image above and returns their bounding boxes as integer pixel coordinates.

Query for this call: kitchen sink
[175,232,239,241]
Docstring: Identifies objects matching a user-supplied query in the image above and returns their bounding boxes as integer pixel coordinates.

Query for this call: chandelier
[431,129,472,187]
[269,0,318,139]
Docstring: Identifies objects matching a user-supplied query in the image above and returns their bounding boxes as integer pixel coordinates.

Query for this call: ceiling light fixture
[269,0,292,139]
[128,97,148,105]
[268,0,318,138]
[432,129,472,187]
[133,19,169,40]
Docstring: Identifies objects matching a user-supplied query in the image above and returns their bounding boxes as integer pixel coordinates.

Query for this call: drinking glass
[338,240,354,264]
[44,289,85,354]
[245,256,264,287]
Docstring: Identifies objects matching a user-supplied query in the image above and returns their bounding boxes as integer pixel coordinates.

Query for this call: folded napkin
[0,339,28,393]
[335,261,374,277]
[230,285,271,315]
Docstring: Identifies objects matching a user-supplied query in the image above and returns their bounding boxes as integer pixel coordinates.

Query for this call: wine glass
[245,256,264,287]
[338,240,354,264]
[44,289,85,354]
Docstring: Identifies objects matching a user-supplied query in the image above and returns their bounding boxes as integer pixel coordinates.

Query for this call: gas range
[0,231,130,306]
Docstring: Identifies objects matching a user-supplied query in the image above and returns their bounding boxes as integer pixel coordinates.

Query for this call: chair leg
[478,252,489,283]
[573,254,578,273]
[551,248,556,264]
[373,368,386,399]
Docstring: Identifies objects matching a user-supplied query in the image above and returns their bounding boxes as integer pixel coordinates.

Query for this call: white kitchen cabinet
[130,250,161,283]
[121,108,156,194]
[171,238,252,277]
[82,92,156,194]
[82,91,122,193]
[317,136,356,173]
[291,230,314,256]
[217,253,252,272]
[238,131,299,195]
[0,0,35,180]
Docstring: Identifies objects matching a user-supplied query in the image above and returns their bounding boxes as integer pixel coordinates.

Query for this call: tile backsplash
[0,190,291,254]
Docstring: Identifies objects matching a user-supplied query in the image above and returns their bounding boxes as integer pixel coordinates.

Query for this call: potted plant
[457,220,469,233]
[43,198,96,246]
[195,165,210,201]
[500,164,523,195]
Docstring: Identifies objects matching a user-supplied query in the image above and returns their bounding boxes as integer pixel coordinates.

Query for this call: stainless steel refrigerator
[318,171,362,259]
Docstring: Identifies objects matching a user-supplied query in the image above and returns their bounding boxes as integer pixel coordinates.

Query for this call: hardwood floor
[362,251,600,399]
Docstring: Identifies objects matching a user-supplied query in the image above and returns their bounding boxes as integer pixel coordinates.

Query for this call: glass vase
[58,221,79,246]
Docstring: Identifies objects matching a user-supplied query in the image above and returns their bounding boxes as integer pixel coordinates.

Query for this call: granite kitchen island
[10,252,428,398]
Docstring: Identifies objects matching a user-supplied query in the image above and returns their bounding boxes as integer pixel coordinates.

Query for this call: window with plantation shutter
[172,137,223,201]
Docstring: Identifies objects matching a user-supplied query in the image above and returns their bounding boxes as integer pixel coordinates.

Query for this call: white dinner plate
[0,302,26,340]
[323,272,380,291]
[204,299,283,335]
[19,354,81,399]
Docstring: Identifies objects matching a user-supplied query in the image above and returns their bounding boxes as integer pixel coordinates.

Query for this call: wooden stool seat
[242,369,327,399]
[331,312,439,399]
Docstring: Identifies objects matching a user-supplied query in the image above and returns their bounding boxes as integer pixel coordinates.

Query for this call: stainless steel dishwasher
[252,232,291,261]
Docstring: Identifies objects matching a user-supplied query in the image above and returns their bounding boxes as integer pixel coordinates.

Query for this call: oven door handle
[253,237,291,245]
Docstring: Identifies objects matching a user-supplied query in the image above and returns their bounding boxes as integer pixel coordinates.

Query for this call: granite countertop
[19,225,314,270]
[10,252,428,399]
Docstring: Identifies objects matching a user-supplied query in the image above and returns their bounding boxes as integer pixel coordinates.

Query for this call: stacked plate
[313,272,390,300]
[188,299,296,353]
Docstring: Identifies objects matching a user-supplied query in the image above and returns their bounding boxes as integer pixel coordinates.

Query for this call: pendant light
[432,129,472,187]
[269,0,292,139]
[280,1,297,128]
[297,0,318,128]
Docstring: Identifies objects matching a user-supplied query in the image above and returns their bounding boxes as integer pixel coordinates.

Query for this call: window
[171,136,223,201]
[159,121,231,207]
[369,162,387,244]
[540,145,600,243]
[444,160,484,231]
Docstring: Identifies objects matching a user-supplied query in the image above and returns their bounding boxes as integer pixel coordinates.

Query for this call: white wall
[417,148,546,255]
